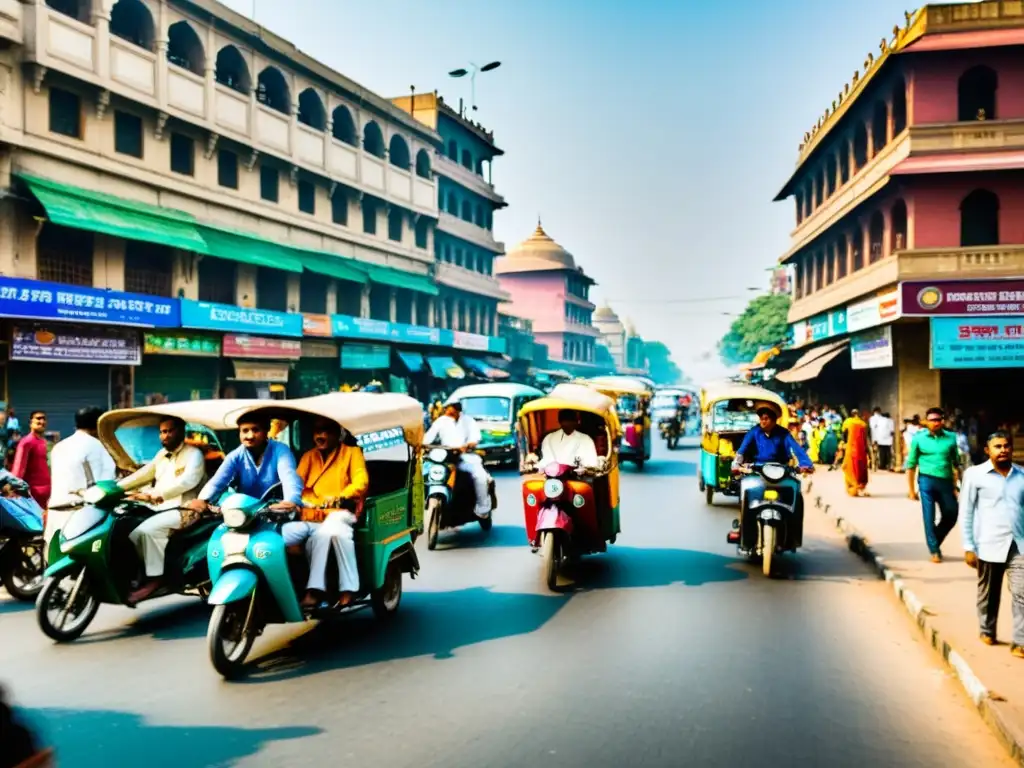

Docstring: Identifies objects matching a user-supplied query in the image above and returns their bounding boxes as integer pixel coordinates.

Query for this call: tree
[643,341,682,385]
[718,293,791,367]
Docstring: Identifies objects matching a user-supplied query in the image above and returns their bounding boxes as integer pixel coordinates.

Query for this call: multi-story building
[495,222,601,375]
[772,2,1024,443]
[593,303,648,374]
[0,0,505,433]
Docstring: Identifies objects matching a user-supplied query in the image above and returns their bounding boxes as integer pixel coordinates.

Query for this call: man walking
[907,407,961,563]
[869,407,884,470]
[876,411,895,471]
[960,431,1024,658]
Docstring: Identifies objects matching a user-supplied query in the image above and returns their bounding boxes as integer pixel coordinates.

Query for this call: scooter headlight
[428,448,448,463]
[543,478,565,499]
[222,507,250,529]
[428,464,448,483]
[761,464,786,483]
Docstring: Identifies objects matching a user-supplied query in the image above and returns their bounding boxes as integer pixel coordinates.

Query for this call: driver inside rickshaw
[528,409,603,471]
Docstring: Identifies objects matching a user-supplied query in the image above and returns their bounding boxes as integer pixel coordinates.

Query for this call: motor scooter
[422,446,496,550]
[0,485,45,602]
[726,463,804,577]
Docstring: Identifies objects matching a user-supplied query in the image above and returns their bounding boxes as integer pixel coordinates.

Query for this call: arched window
[958,66,997,121]
[461,200,472,222]
[892,78,907,135]
[839,149,850,185]
[461,148,472,169]
[415,218,429,249]
[447,140,457,160]
[853,123,868,170]
[835,237,848,279]
[871,101,888,156]
[388,134,410,170]
[332,105,356,145]
[46,0,89,23]
[167,21,204,75]
[852,230,864,271]
[960,189,999,247]
[869,211,885,263]
[446,191,457,214]
[215,45,250,94]
[474,204,484,227]
[257,67,290,115]
[297,88,325,130]
[387,207,403,243]
[824,247,834,285]
[110,0,154,51]
[363,121,385,158]
[890,199,908,252]
[415,149,431,179]
[824,156,836,197]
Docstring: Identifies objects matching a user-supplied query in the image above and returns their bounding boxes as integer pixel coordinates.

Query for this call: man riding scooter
[423,400,492,521]
[731,405,814,555]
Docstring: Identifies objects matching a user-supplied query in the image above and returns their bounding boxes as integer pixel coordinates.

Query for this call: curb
[807,484,1024,766]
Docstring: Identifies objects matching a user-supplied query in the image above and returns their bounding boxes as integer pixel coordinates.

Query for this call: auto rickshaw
[583,376,652,470]
[699,383,789,505]
[517,384,622,591]
[204,392,424,679]
[36,399,257,642]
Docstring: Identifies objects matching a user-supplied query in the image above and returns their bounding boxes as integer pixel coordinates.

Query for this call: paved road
[0,442,1013,767]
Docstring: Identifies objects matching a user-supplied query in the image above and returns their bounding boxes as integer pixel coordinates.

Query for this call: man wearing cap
[423,401,492,519]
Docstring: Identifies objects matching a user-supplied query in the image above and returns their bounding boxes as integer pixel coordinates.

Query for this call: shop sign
[930,316,1024,369]
[223,334,301,360]
[847,289,901,333]
[143,332,220,357]
[300,340,337,358]
[231,362,290,383]
[356,426,406,453]
[789,308,847,348]
[332,315,447,346]
[902,280,1024,316]
[0,275,179,327]
[341,343,390,370]
[302,313,332,337]
[180,299,303,337]
[453,331,489,351]
[850,326,893,370]
[12,324,141,365]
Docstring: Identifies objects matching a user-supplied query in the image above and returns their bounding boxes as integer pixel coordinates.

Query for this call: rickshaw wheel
[705,486,714,505]
[371,562,402,619]
[426,498,441,551]
[541,532,559,591]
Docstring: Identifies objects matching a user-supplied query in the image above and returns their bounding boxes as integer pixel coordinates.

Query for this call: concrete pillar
[410,294,418,326]
[359,283,370,318]
[439,298,447,329]
[236,264,257,307]
[388,288,397,323]
[286,273,301,313]
[92,0,111,81]
[895,321,940,465]
[325,279,338,315]
[865,118,874,161]
[427,297,436,328]
[94,234,125,291]
[154,1,168,109]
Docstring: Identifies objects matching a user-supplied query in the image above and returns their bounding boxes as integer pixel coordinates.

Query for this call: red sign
[302,313,332,337]
[902,280,1024,316]
[223,334,301,360]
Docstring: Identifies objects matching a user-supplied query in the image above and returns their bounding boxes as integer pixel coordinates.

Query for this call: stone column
[439,298,447,329]
[410,294,418,326]
[286,273,301,313]
[388,288,397,323]
[427,297,436,328]
[359,283,370,319]
[171,250,198,300]
[154,1,168,109]
[325,279,338,315]
[92,0,111,81]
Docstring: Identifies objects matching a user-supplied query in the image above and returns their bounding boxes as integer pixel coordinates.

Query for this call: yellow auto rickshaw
[699,383,789,505]
[517,384,622,590]
[582,376,653,470]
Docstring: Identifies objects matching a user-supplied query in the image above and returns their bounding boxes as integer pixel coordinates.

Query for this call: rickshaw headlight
[428,464,448,483]
[223,507,249,529]
[543,479,564,499]
[428,448,448,463]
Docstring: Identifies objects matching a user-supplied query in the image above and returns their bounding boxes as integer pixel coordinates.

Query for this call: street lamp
[448,61,501,112]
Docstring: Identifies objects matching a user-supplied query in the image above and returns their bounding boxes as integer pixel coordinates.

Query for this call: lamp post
[448,61,501,112]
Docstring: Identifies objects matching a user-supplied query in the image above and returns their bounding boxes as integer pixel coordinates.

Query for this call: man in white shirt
[874,411,895,471]
[534,409,600,470]
[960,430,1024,657]
[46,406,116,544]
[423,401,492,518]
[122,416,206,604]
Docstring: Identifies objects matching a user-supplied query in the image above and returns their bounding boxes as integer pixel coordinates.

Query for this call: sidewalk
[806,468,1024,764]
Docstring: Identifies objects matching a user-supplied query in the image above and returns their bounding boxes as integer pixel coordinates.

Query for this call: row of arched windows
[441,189,493,230]
[46,0,432,178]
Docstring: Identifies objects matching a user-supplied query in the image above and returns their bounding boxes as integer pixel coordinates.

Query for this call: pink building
[495,223,601,371]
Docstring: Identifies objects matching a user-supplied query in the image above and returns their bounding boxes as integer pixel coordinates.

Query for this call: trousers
[129,509,184,578]
[282,512,359,593]
[458,453,491,517]
[977,543,1024,646]
[918,474,958,556]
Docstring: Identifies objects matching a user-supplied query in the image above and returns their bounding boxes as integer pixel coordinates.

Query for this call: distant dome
[593,303,618,322]
[505,222,575,269]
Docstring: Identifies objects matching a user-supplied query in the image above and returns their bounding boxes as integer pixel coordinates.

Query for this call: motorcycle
[36,480,220,642]
[658,415,682,450]
[726,463,804,577]
[0,488,45,602]
[423,446,496,550]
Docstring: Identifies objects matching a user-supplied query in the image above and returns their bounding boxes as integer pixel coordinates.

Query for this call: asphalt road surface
[0,440,1012,767]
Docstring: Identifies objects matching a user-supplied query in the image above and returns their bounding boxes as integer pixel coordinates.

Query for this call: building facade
[0,0,506,434]
[495,223,601,375]
[773,1,1024,455]
[593,303,648,374]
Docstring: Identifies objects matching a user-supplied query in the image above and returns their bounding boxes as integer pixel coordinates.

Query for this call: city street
[1,442,1013,768]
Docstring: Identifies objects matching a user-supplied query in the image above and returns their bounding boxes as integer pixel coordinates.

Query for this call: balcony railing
[437,212,504,253]
[435,154,505,206]
[435,262,510,301]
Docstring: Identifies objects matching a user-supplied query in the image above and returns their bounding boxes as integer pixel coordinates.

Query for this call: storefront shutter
[7,362,110,440]
[134,355,220,405]
[289,359,340,398]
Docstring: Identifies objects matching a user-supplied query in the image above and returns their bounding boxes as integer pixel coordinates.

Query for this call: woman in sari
[841,409,870,496]
[807,419,827,464]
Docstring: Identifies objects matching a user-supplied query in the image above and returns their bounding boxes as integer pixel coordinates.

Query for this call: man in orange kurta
[295,418,369,608]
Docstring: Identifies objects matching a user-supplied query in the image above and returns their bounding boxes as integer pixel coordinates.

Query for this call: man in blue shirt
[960,431,1024,658]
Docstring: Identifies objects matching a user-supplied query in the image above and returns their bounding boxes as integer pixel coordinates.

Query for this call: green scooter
[36,480,220,642]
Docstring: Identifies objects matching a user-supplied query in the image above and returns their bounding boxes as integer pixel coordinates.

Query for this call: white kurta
[46,431,117,544]
[538,429,599,469]
[424,414,491,516]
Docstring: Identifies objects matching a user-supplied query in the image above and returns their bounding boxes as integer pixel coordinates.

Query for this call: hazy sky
[221,0,926,380]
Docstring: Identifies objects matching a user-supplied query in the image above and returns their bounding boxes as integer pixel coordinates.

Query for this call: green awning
[20,173,208,253]
[362,263,439,295]
[196,225,304,273]
[299,250,368,284]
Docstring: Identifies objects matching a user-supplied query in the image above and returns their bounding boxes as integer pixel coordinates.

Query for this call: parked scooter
[423,447,496,550]
[0,476,45,602]
[35,480,220,642]
[726,463,804,577]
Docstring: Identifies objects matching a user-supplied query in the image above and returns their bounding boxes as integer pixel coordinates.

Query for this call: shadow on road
[72,600,210,645]
[241,586,568,682]
[638,458,697,477]
[24,707,319,768]
[431,523,525,550]
[567,546,748,591]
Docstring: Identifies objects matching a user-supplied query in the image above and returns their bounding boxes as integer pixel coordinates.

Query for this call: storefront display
[136,332,222,405]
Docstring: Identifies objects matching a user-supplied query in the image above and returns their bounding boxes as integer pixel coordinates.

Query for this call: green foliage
[643,341,682,385]
[718,294,791,366]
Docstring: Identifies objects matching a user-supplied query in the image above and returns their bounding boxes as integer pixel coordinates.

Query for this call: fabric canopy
[774,340,849,383]
[197,225,304,273]
[362,263,439,295]
[396,350,426,374]
[21,173,208,253]
[300,250,368,284]
[462,357,510,380]
[426,356,465,379]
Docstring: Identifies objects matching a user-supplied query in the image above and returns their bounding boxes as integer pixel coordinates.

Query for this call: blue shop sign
[180,299,303,337]
[0,275,179,327]
[332,315,452,346]
[790,308,847,348]
[930,315,1024,369]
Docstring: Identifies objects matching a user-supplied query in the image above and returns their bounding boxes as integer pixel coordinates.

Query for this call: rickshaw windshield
[616,394,640,417]
[710,401,761,432]
[115,423,227,465]
[461,396,512,423]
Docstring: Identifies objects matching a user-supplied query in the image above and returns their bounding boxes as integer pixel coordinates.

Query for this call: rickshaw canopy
[517,383,622,455]
[699,383,789,427]
[583,376,653,397]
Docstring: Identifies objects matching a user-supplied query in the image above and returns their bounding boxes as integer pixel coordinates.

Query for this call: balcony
[0,0,21,44]
[788,243,1024,321]
[24,4,438,217]
[435,154,506,206]
[437,212,504,253]
[435,262,510,301]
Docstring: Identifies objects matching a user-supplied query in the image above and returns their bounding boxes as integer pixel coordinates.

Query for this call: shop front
[135,332,221,405]
[291,339,339,397]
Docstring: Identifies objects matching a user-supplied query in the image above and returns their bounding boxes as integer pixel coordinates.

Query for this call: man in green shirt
[906,406,961,563]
